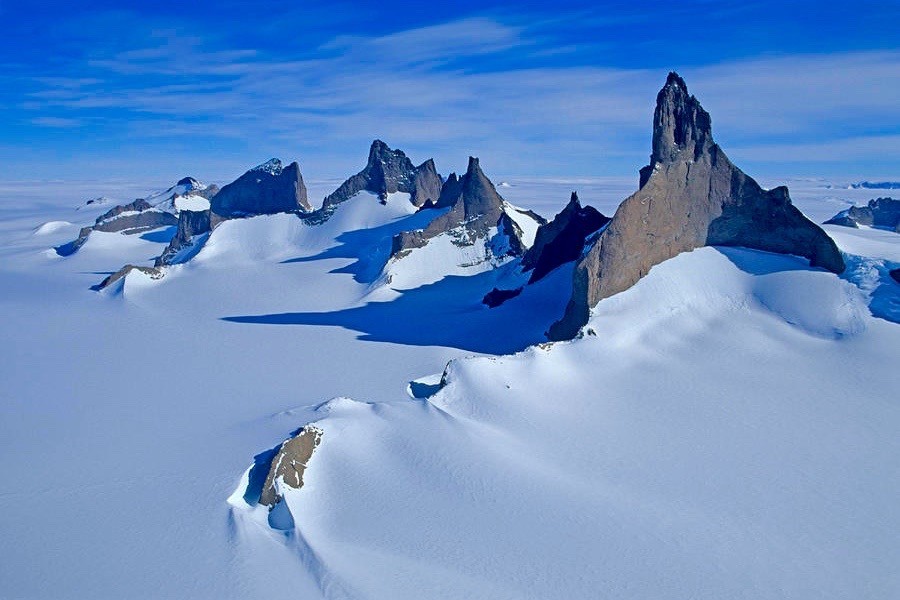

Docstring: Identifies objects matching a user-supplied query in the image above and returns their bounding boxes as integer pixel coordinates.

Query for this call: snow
[33,220,72,235]
[0,175,897,599]
[174,194,211,212]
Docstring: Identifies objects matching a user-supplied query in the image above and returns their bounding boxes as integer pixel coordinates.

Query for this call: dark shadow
[714,246,816,276]
[242,445,280,507]
[409,380,443,399]
[281,208,446,283]
[222,264,574,354]
[139,226,177,243]
[716,246,900,325]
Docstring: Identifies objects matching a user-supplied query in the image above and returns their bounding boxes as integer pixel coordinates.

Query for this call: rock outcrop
[824,197,900,232]
[155,209,219,267]
[890,268,900,284]
[259,426,322,508]
[391,157,540,257]
[93,264,164,291]
[320,140,442,215]
[56,199,179,256]
[521,192,610,284]
[210,159,311,218]
[549,72,845,340]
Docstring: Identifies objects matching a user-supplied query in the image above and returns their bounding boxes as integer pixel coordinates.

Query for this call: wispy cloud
[13,12,900,179]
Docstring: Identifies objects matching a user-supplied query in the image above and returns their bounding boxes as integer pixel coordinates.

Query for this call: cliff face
[321,140,442,212]
[521,192,610,284]
[391,156,521,256]
[210,159,311,218]
[549,73,845,341]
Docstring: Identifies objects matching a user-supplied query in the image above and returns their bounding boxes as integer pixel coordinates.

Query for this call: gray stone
[259,426,323,508]
[521,192,610,284]
[320,140,442,215]
[211,159,311,218]
[824,197,900,231]
[549,72,845,341]
[391,157,530,257]
[93,264,163,291]
[155,209,219,267]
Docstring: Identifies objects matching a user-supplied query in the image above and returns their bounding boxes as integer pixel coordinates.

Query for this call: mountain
[320,140,442,215]
[55,177,218,256]
[210,159,311,218]
[521,191,610,284]
[824,197,900,232]
[549,72,845,340]
[849,181,900,190]
[391,156,543,259]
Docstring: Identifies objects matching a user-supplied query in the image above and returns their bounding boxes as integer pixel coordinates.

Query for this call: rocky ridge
[391,156,543,259]
[549,72,845,340]
[319,140,442,215]
[824,197,900,232]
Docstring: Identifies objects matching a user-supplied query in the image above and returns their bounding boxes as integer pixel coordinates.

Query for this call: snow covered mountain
[1,72,898,599]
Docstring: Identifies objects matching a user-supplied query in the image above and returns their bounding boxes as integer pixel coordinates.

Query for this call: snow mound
[33,221,72,235]
[174,194,210,212]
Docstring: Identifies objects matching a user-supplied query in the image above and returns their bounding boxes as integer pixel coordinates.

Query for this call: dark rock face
[259,426,322,508]
[321,140,442,214]
[392,157,527,257]
[482,286,523,307]
[890,268,900,284]
[56,199,178,256]
[824,198,900,231]
[522,192,610,284]
[210,159,311,218]
[155,209,218,267]
[549,72,845,341]
[93,264,163,291]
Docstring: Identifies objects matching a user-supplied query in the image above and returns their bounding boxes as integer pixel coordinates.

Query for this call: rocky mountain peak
[549,72,845,341]
[251,158,284,176]
[322,140,441,211]
[176,176,201,188]
[645,71,713,179]
[211,159,310,218]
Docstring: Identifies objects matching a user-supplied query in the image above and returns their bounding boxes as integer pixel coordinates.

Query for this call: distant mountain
[549,72,844,340]
[391,156,543,261]
[320,140,442,215]
[824,197,900,232]
[210,159,311,218]
[849,181,900,190]
[56,177,217,256]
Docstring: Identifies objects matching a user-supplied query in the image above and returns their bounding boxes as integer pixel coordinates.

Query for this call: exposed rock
[890,268,900,284]
[391,157,536,257]
[482,286,523,307]
[56,199,178,256]
[850,181,900,190]
[155,209,219,267]
[321,140,442,214]
[210,159,311,218]
[824,197,900,231]
[259,426,323,508]
[549,72,845,341]
[521,192,610,284]
[93,264,164,291]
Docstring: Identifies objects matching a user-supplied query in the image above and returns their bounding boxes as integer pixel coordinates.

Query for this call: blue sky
[1,1,898,184]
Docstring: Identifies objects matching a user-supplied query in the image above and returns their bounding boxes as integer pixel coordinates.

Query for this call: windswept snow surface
[0,177,898,599]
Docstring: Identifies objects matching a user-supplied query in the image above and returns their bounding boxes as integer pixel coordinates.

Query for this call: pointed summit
[321,140,442,212]
[549,72,845,340]
[391,156,540,258]
[520,191,609,284]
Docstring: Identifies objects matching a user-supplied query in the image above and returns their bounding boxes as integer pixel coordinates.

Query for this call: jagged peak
[568,191,580,208]
[651,71,712,165]
[250,158,284,176]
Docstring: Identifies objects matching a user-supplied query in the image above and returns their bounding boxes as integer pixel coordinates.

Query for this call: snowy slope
[0,176,897,599]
